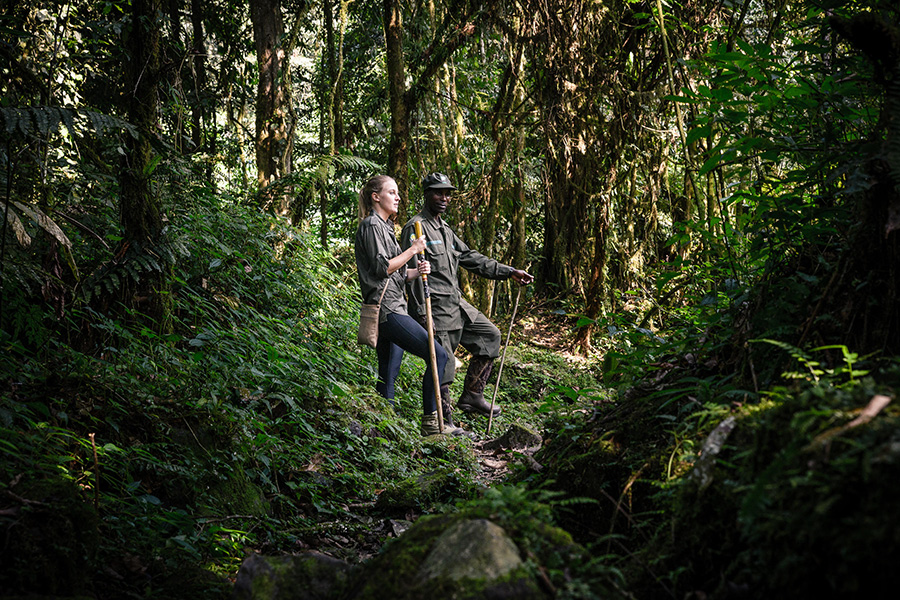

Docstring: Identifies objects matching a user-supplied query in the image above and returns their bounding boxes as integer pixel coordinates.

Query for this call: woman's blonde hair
[358,175,395,221]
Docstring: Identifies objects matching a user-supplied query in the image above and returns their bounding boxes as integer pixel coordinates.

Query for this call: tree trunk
[120,0,172,333]
[250,0,293,215]
[324,0,346,152]
[383,0,410,214]
[190,0,208,154]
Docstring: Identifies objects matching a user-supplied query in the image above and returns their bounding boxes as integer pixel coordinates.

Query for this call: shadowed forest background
[4,0,900,598]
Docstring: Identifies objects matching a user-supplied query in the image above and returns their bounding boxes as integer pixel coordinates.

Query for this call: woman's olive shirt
[355,213,409,323]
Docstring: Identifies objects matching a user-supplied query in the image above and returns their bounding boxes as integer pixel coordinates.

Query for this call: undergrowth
[0,183,503,597]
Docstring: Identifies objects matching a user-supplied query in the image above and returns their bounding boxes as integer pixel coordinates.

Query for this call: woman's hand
[406,259,431,281]
[410,234,427,255]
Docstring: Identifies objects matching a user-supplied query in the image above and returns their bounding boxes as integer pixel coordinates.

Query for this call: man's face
[425,188,452,215]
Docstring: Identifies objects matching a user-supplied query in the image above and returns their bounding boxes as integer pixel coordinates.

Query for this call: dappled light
[4,0,900,598]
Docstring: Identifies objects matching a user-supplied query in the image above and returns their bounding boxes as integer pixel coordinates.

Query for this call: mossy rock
[204,464,270,516]
[658,378,900,597]
[483,423,542,452]
[233,551,353,600]
[376,467,476,513]
[344,514,544,600]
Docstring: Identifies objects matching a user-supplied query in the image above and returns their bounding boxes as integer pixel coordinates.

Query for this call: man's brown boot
[457,355,501,417]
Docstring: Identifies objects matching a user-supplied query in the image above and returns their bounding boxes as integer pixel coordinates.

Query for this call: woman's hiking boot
[420,412,473,438]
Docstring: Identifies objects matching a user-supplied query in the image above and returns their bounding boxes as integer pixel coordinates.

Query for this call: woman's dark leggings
[376,311,447,414]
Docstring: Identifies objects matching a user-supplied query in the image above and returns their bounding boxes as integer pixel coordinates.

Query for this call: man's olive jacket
[400,206,513,331]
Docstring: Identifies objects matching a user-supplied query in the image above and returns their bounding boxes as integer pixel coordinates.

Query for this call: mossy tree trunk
[250,0,294,216]
[120,0,172,334]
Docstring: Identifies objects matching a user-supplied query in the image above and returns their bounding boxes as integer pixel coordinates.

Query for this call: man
[401,172,533,426]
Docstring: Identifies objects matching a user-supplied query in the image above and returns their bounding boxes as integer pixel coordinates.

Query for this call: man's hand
[510,269,534,285]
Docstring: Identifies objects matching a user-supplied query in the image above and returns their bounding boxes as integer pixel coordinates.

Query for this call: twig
[195,514,265,523]
[89,433,100,509]
[2,488,50,508]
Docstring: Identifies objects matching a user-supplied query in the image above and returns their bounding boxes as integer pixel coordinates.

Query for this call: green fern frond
[0,106,138,140]
[255,153,383,203]
[79,234,181,302]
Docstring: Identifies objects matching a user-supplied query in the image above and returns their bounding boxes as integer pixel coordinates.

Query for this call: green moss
[376,465,477,513]
[344,514,545,600]
[205,464,269,517]
[346,514,453,599]
[234,553,351,600]
[651,374,900,597]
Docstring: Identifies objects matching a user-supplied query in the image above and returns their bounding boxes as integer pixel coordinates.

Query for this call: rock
[232,551,352,600]
[374,467,462,512]
[206,465,270,517]
[418,518,522,582]
[344,514,544,600]
[514,453,543,473]
[482,423,542,452]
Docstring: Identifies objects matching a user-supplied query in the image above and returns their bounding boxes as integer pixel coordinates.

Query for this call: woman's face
[373,178,400,217]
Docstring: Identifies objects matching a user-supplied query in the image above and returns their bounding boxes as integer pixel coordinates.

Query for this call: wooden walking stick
[414,221,444,431]
[487,285,522,436]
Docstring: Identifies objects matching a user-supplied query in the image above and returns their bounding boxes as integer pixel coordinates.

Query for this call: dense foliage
[4,0,900,598]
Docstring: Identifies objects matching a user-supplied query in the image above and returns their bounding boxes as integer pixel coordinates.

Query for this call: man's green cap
[422,172,457,191]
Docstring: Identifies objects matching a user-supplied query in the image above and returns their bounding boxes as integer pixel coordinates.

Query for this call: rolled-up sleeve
[359,222,391,280]
[355,215,409,316]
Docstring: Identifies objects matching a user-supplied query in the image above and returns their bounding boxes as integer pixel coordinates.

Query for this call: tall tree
[120,0,172,332]
[250,0,294,214]
[526,0,602,306]
[190,0,211,156]
[323,0,346,151]
[383,0,410,202]
[382,0,484,218]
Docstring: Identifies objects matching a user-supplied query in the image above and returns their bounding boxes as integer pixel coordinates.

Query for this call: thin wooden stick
[415,221,444,431]
[89,433,100,509]
[487,286,522,436]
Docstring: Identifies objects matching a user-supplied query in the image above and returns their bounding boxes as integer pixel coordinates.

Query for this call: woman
[354,175,466,436]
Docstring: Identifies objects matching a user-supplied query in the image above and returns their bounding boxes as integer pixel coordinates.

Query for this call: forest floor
[470,309,585,485]
[298,307,592,567]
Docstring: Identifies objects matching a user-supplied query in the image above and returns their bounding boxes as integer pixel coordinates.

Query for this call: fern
[752,339,871,385]
[80,233,190,303]
[0,106,138,140]
[255,153,382,209]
